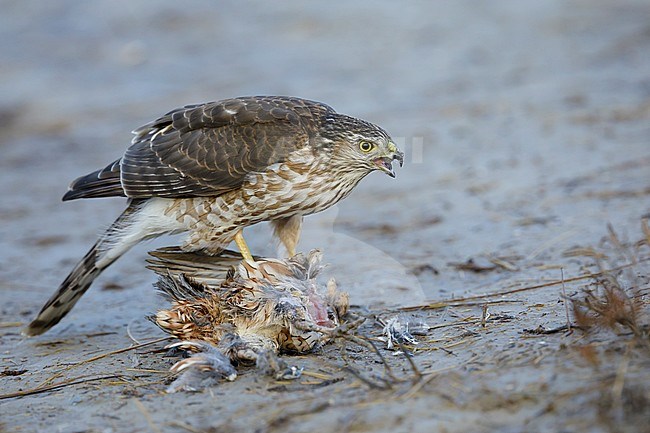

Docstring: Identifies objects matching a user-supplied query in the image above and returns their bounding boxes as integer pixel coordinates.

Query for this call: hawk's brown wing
[63,97,333,201]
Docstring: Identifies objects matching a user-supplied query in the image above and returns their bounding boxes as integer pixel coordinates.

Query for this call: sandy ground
[1,1,650,432]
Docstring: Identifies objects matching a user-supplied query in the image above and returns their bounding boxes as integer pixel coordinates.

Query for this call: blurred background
[1,0,649,310]
[2,2,650,431]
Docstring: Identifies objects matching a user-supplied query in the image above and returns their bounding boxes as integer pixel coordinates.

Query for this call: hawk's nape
[24,96,403,336]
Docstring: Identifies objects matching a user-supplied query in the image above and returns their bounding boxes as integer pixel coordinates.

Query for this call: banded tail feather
[24,241,106,336]
[23,202,144,336]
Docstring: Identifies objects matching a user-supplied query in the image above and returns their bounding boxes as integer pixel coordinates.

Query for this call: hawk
[25,96,403,336]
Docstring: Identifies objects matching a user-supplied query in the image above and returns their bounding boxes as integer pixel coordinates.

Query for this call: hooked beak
[374,143,404,178]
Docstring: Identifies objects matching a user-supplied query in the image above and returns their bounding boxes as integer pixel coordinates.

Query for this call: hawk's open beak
[374,144,404,178]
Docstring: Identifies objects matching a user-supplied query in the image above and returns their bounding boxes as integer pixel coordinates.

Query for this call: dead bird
[147,248,349,391]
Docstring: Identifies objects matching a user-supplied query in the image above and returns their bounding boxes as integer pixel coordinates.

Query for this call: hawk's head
[320,114,404,179]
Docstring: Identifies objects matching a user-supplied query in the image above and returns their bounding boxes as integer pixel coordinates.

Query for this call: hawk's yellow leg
[234,229,254,262]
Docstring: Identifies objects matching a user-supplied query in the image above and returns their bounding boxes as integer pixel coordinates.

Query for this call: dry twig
[400,258,649,312]
[0,374,124,400]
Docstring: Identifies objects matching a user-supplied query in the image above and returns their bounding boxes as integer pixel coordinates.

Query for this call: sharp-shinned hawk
[25,96,403,336]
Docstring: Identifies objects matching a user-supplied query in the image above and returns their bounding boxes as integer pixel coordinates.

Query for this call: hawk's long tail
[24,201,148,336]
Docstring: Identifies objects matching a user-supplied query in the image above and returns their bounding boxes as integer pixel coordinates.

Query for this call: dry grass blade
[340,338,393,390]
[488,255,519,271]
[34,336,173,388]
[610,343,632,416]
[570,222,649,347]
[363,337,399,383]
[561,268,572,333]
[133,398,163,433]
[73,336,172,367]
[563,247,608,260]
[527,229,581,260]
[401,353,480,400]
[396,340,422,380]
[167,421,204,433]
[0,322,22,328]
[607,223,636,265]
[267,401,331,429]
[0,374,123,400]
[480,304,489,327]
[571,276,644,340]
[400,258,650,312]
[639,218,650,249]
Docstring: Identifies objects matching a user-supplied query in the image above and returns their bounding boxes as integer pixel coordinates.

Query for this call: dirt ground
[1,1,650,432]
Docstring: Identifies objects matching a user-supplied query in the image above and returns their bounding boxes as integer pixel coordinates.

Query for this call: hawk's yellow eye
[359,141,374,152]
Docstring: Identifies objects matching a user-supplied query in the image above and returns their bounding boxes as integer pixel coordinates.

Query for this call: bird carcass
[146,248,349,392]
